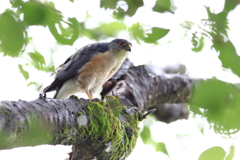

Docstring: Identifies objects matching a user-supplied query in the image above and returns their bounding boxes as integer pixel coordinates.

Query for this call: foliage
[140,125,169,156]
[153,0,176,13]
[198,145,235,160]
[1,0,240,159]
[199,146,226,160]
[190,79,240,135]
[18,64,29,80]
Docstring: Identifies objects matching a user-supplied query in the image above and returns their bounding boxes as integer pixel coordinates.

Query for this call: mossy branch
[0,96,142,159]
[0,59,194,159]
[101,60,194,123]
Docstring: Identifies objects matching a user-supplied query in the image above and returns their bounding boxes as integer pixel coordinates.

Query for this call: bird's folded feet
[39,93,46,99]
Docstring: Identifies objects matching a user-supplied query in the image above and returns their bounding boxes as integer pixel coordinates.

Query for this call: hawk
[43,39,132,100]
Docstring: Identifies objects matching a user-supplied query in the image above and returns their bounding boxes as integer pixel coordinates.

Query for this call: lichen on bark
[67,96,141,160]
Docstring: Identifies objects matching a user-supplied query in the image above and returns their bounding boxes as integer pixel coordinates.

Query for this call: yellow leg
[86,90,93,100]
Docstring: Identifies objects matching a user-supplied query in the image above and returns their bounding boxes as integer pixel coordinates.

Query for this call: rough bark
[0,59,194,159]
[0,97,141,160]
[151,103,189,123]
[101,59,193,122]
[120,66,192,110]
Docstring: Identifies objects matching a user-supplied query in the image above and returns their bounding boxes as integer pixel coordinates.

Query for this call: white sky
[1,0,240,160]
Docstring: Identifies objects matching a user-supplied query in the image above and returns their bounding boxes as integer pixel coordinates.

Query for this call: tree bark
[101,59,193,122]
[0,59,194,159]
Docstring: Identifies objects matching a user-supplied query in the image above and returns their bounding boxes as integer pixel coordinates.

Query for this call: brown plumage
[43,39,132,100]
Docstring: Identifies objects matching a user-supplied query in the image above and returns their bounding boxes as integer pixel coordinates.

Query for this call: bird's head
[108,39,132,56]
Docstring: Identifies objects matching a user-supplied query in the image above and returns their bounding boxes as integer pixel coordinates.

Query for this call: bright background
[0,0,240,159]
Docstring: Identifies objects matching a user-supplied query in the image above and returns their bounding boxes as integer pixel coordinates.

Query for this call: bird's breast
[76,51,127,91]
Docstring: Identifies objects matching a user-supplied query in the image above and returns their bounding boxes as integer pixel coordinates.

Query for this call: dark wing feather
[43,42,109,93]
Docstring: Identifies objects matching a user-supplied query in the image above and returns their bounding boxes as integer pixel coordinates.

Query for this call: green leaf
[205,7,228,33]
[215,40,240,77]
[23,1,62,26]
[37,84,42,91]
[226,145,235,160]
[140,126,151,144]
[143,27,170,43]
[224,0,240,12]
[23,1,47,26]
[28,51,45,66]
[129,22,145,43]
[190,80,230,111]
[0,12,24,57]
[153,0,175,13]
[100,0,143,16]
[124,0,143,16]
[48,17,79,45]
[100,0,118,9]
[113,7,125,19]
[10,0,23,8]
[156,142,169,156]
[198,146,225,160]
[204,7,240,77]
[190,79,240,134]
[18,64,29,80]
[27,82,43,91]
[82,21,126,40]
[27,82,37,87]
[27,51,54,72]
[192,36,204,52]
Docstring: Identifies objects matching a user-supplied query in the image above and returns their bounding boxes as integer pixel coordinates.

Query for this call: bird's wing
[43,42,109,93]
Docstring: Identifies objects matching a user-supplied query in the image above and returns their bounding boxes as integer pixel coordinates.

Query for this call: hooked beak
[125,44,132,52]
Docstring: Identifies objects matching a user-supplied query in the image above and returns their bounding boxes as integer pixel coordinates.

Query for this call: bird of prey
[43,38,132,100]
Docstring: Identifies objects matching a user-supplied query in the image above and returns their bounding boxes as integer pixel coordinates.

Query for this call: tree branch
[101,60,193,117]
[0,59,195,159]
[0,96,143,159]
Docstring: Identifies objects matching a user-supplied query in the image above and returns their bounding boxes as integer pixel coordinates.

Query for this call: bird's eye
[118,42,125,46]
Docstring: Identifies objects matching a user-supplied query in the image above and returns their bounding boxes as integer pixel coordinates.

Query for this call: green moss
[77,111,83,116]
[63,122,69,134]
[79,96,140,159]
[69,95,79,101]
[4,109,10,115]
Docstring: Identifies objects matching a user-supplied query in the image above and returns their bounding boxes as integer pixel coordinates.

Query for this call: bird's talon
[139,108,157,121]
[39,93,46,99]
